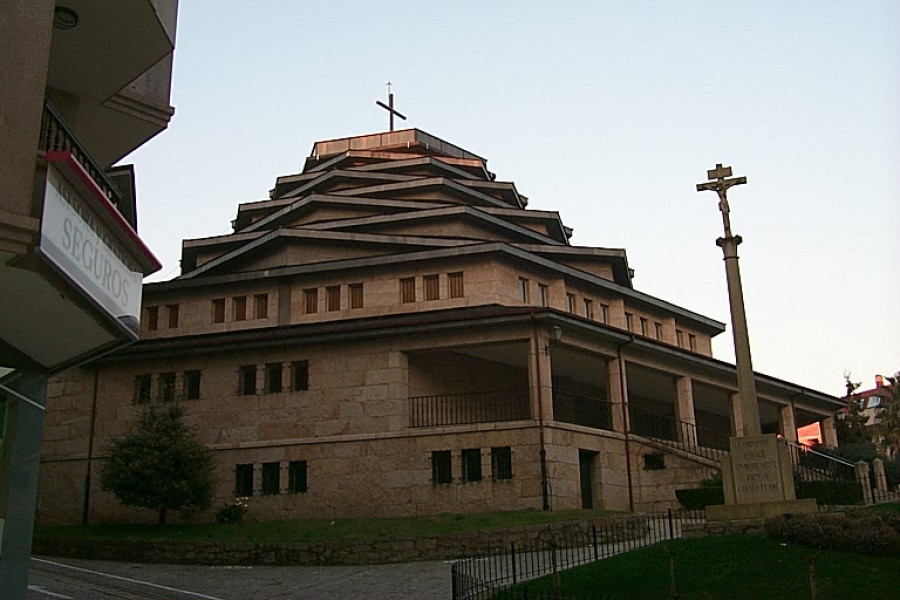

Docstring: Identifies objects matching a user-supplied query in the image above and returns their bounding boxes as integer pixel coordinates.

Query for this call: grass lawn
[508,533,900,600]
[35,508,618,544]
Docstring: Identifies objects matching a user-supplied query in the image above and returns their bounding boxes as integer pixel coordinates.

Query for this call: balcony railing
[628,404,730,463]
[786,440,856,482]
[552,390,614,431]
[409,389,531,428]
[39,102,124,210]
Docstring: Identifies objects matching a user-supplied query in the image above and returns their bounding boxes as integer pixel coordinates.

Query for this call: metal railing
[39,102,124,210]
[552,390,614,431]
[451,509,706,600]
[628,405,730,463]
[785,440,856,482]
[409,389,530,428]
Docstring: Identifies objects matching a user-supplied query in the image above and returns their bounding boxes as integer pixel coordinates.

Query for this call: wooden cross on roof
[375,81,407,131]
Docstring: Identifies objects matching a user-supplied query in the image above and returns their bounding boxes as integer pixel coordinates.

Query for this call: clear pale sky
[125,1,899,397]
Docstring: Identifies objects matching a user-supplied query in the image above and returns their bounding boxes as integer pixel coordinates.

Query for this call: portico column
[821,416,838,449]
[730,392,744,437]
[779,404,798,443]
[607,357,629,433]
[675,376,697,446]
[528,330,554,424]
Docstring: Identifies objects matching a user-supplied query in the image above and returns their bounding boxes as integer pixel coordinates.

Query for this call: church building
[38,128,843,524]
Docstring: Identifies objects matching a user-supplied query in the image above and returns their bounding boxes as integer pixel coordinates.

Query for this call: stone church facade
[37,129,842,524]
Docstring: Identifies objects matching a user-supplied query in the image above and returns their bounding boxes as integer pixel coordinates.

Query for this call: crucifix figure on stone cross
[375,81,407,132]
[696,163,747,239]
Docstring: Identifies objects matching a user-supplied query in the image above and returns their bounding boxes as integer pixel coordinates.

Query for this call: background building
[39,129,842,525]
[0,1,178,597]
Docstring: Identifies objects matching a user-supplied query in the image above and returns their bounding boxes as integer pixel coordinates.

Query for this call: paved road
[28,556,452,600]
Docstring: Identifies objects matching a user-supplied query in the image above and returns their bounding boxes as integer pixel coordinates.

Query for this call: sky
[125,1,899,398]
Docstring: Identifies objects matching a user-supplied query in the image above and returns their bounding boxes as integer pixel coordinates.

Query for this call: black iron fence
[39,102,124,210]
[451,509,705,600]
[786,440,856,482]
[552,390,614,431]
[628,405,730,463]
[409,389,531,428]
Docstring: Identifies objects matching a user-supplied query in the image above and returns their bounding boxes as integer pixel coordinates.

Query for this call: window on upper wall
[255,294,268,319]
[239,365,257,395]
[146,306,159,331]
[212,299,225,323]
[159,372,176,402]
[625,312,634,332]
[566,293,575,313]
[424,274,439,301]
[235,463,254,497]
[304,288,318,314]
[676,329,684,347]
[431,450,452,484]
[640,317,648,336]
[134,374,151,404]
[233,296,247,321]
[288,460,307,493]
[261,462,280,495]
[518,278,530,303]
[448,272,464,298]
[583,299,594,319]
[654,322,663,341]
[461,448,482,483]
[538,284,549,307]
[689,334,697,352]
[184,370,201,400]
[400,277,416,303]
[265,362,282,394]
[492,446,513,480]
[292,360,309,391]
[599,304,609,324]
[326,285,341,311]
[349,283,363,309]
[167,304,179,329]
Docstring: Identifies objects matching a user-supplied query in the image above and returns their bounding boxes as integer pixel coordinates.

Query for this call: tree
[101,404,215,524]
[835,370,870,445]
[875,373,900,458]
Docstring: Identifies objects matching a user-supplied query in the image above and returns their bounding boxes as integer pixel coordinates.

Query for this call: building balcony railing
[409,389,531,428]
[552,390,614,431]
[39,102,124,211]
[628,404,730,463]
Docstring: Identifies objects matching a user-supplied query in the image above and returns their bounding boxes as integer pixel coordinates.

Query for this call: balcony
[409,389,530,428]
[552,390,614,430]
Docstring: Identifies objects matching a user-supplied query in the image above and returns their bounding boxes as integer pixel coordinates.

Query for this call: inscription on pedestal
[730,434,783,504]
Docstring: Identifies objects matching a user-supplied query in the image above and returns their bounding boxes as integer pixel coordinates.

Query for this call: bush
[795,480,863,505]
[675,487,724,510]
[765,510,900,556]
[215,498,249,524]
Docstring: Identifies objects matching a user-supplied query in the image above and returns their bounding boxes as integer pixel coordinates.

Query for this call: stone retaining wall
[33,514,649,566]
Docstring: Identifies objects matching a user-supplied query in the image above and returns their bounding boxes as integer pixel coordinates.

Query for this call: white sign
[40,164,143,337]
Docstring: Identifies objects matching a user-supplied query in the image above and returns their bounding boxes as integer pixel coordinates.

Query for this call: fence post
[511,541,517,585]
[873,458,888,502]
[592,524,598,561]
[668,508,674,540]
[855,461,874,505]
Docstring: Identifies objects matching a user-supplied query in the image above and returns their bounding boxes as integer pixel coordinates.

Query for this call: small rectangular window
[625,312,634,332]
[288,460,308,493]
[261,462,280,495]
[159,372,176,402]
[235,463,254,497]
[184,370,201,400]
[349,283,363,309]
[400,277,416,303]
[265,363,282,394]
[239,365,257,395]
[424,274,439,301]
[448,272,464,298]
[431,450,452,484]
[134,374,151,404]
[304,288,318,314]
[654,322,663,340]
[212,299,225,323]
[167,304,179,329]
[292,360,309,391]
[676,329,684,347]
[233,296,247,321]
[255,294,268,319]
[538,284,549,307]
[326,285,341,311]
[518,278,530,303]
[583,299,593,319]
[566,293,575,313]
[599,304,609,324]
[147,306,159,331]
[689,334,697,352]
[640,317,648,336]
[492,446,513,481]
[461,448,482,483]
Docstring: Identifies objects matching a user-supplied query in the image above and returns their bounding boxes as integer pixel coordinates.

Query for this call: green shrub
[796,480,863,505]
[215,497,249,524]
[765,510,900,556]
[675,487,724,510]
